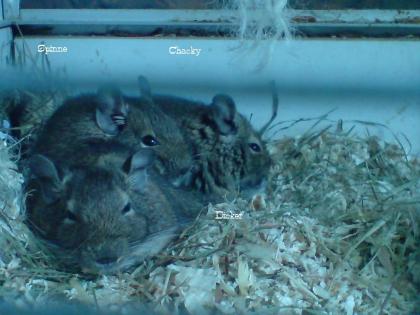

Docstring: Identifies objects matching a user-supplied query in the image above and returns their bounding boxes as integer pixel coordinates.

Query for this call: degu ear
[28,154,63,204]
[96,85,129,136]
[123,149,155,191]
[137,75,153,101]
[209,94,238,135]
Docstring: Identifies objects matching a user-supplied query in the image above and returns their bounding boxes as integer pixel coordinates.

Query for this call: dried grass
[222,0,292,71]
[0,94,418,314]
[0,89,65,144]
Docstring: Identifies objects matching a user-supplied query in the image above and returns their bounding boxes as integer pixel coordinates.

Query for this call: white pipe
[6,37,420,155]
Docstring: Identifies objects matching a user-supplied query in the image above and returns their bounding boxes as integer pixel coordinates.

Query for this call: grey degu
[147,79,278,197]
[25,149,184,275]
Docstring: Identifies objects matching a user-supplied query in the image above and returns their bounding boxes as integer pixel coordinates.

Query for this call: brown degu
[25,149,188,275]
[131,77,194,184]
[33,86,156,167]
[33,85,193,183]
[150,81,279,197]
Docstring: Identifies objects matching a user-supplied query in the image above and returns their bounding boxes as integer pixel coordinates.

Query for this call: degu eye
[63,211,78,224]
[121,202,132,215]
[248,142,262,153]
[142,135,160,147]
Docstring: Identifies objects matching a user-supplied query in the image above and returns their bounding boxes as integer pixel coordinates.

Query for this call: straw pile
[0,93,419,315]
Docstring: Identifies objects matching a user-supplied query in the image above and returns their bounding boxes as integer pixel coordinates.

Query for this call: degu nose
[169,46,201,56]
